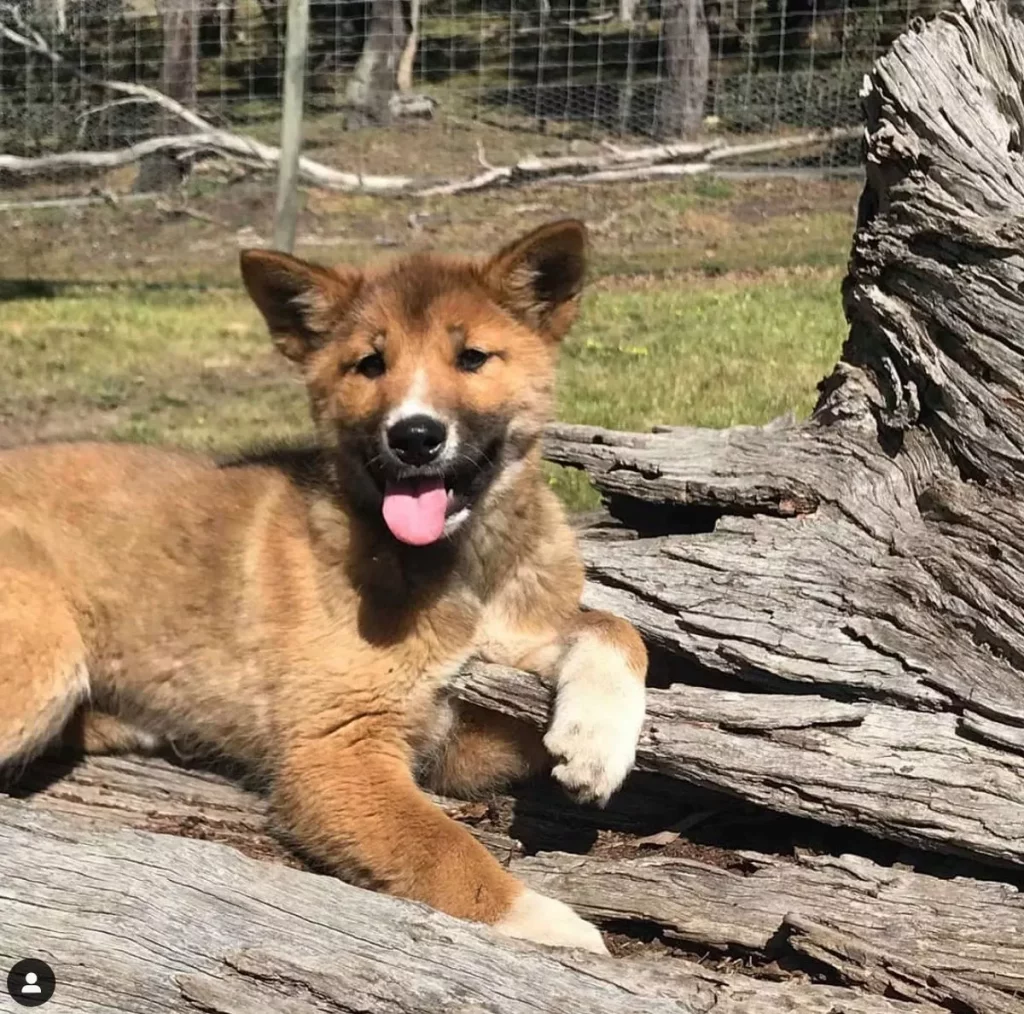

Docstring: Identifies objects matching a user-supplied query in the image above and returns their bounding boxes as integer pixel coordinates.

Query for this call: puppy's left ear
[484,219,588,341]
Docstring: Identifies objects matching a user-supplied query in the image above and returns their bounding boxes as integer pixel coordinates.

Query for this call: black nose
[386,414,448,466]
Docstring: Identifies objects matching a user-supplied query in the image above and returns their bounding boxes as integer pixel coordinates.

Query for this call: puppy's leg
[274,734,606,953]
[542,610,647,806]
[0,558,89,767]
[422,703,548,798]
[61,709,162,755]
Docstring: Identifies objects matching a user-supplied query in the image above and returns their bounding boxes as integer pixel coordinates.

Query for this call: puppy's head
[241,220,587,547]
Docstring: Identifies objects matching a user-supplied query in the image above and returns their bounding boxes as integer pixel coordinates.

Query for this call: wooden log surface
[456,661,1024,867]
[2,791,965,1014]
[4,753,1023,1011]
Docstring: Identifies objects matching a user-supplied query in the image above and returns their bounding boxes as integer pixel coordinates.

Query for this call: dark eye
[354,352,386,378]
[456,348,491,373]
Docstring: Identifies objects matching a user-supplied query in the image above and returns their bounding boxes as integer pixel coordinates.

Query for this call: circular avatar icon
[7,959,56,1007]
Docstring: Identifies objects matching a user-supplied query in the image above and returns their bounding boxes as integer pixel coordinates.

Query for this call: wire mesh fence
[0,0,953,204]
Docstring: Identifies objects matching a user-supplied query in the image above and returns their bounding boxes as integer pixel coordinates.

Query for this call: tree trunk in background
[159,0,200,112]
[254,0,281,45]
[653,0,708,138]
[396,0,420,92]
[345,0,407,125]
[136,0,201,190]
[31,0,66,35]
[619,7,642,132]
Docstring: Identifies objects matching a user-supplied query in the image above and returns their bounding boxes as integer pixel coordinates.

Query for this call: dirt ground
[1,121,860,288]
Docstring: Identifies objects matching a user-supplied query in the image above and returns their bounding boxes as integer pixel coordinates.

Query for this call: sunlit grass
[0,268,846,509]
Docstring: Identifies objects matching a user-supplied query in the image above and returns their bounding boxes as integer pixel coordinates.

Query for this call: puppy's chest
[376,593,479,716]
[403,659,466,762]
[396,599,503,756]
[402,602,547,759]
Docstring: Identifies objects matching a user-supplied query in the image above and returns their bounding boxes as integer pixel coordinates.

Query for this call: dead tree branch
[0,5,855,196]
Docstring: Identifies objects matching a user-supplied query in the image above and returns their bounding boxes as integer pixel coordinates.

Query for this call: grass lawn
[0,173,854,510]
[0,270,846,510]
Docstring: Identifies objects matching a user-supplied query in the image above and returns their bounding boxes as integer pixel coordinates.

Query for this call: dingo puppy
[0,220,646,953]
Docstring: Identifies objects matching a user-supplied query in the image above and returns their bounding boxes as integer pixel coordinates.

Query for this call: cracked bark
[4,755,1018,1012]
[534,0,1024,872]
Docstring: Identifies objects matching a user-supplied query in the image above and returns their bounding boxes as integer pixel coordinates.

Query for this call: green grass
[593,210,853,278]
[549,272,845,506]
[566,275,843,429]
[654,177,737,211]
[0,271,846,510]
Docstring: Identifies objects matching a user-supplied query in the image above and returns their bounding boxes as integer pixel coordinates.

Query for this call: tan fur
[0,221,646,952]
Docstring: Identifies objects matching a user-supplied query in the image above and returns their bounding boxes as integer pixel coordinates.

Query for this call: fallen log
[455,662,1024,867]
[0,125,856,195]
[784,915,1020,1014]
[0,786,956,1014]
[4,754,1019,1012]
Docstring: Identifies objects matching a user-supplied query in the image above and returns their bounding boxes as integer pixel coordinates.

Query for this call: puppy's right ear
[240,249,362,363]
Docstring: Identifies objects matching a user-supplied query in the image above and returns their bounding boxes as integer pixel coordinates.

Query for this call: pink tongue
[382,477,448,546]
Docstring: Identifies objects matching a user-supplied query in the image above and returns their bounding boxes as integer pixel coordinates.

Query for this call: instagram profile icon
[6,959,56,1007]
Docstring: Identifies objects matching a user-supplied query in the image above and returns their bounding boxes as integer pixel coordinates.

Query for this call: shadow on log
[3,2,1024,1012]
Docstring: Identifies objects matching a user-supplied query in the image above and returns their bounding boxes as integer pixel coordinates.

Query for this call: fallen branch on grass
[0,2,413,193]
[0,126,858,195]
[0,2,856,197]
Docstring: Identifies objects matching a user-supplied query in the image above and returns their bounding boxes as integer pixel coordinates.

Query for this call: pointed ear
[239,249,362,363]
[483,219,588,341]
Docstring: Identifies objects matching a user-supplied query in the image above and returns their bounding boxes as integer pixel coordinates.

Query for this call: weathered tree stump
[540,0,1024,870]
[3,3,1024,1011]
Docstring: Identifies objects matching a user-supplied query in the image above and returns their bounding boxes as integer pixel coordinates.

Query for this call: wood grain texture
[6,754,1024,1005]
[0,798,951,1014]
[455,662,1024,867]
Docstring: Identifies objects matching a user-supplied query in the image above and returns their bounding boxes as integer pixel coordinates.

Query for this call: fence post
[272,0,310,253]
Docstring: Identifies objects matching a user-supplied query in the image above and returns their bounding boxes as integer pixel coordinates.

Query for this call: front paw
[494,889,608,954]
[543,662,644,806]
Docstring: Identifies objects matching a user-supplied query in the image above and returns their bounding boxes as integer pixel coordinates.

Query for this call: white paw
[494,889,608,954]
[543,640,645,806]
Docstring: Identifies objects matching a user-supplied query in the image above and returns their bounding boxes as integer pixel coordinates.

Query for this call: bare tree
[653,0,709,138]
[31,0,65,34]
[345,0,407,124]
[158,0,200,115]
